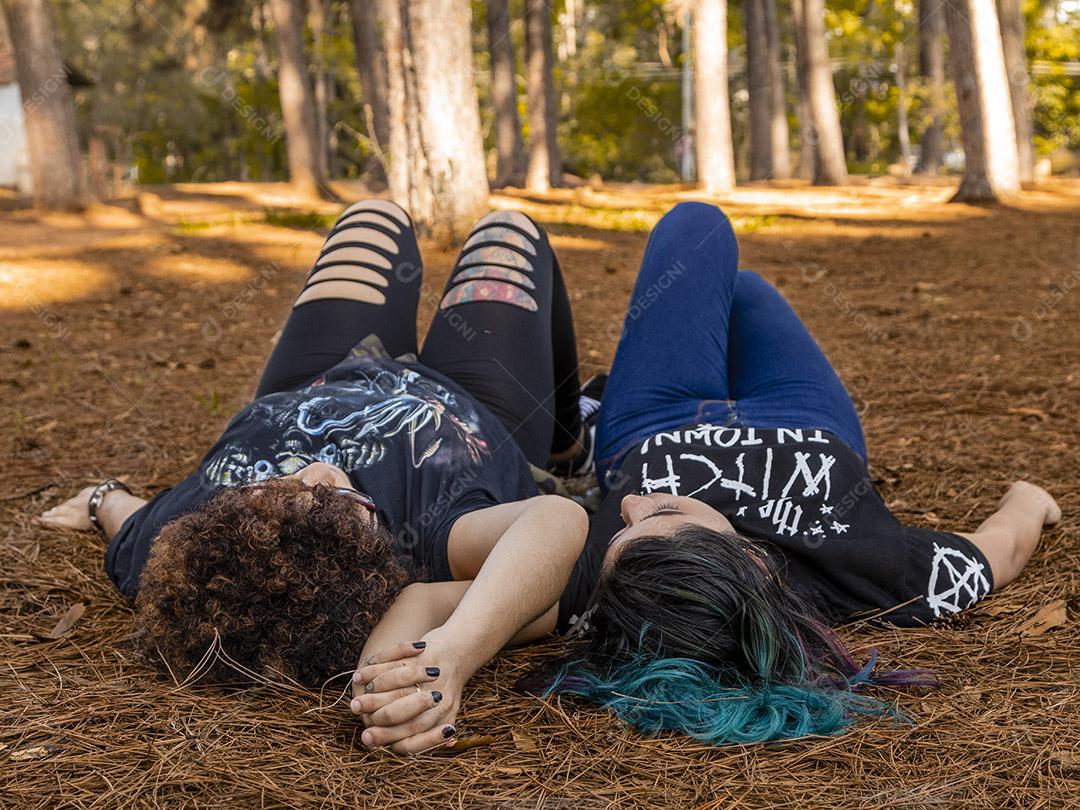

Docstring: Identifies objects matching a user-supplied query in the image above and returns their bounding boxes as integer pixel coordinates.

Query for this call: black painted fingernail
[431,690,443,704]
[441,725,456,739]
[425,667,440,678]
[412,641,427,649]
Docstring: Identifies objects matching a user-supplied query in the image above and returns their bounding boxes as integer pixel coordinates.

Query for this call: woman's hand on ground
[999,480,1061,526]
[350,635,463,754]
[36,486,97,531]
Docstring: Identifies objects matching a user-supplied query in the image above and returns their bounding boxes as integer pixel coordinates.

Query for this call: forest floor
[1,178,1079,808]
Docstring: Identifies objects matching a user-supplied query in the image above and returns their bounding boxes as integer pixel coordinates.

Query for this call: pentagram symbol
[926,543,990,618]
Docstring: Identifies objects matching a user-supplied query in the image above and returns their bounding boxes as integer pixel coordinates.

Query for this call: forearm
[358,581,468,666]
[438,496,586,678]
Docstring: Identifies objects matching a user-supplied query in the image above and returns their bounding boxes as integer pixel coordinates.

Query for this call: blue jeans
[596,202,867,489]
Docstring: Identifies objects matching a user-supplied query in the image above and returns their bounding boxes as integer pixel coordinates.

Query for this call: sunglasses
[332,486,377,513]
[240,480,376,513]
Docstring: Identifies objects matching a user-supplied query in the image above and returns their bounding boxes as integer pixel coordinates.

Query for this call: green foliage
[560,38,683,181]
[172,220,222,233]
[826,0,922,166]
[556,4,686,181]
[263,209,335,229]
[54,0,366,184]
[172,214,262,233]
[1027,1,1080,155]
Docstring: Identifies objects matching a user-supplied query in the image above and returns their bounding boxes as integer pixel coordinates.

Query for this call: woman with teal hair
[540,202,1061,744]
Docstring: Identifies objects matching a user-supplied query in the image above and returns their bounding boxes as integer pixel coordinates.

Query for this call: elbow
[537,495,589,554]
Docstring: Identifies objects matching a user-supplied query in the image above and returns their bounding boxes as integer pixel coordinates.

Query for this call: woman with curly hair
[39,201,593,754]
[538,202,1061,745]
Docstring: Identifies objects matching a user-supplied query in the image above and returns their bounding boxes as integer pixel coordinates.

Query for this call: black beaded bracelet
[87,479,131,537]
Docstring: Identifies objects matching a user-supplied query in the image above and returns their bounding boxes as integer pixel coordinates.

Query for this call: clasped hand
[350,634,463,755]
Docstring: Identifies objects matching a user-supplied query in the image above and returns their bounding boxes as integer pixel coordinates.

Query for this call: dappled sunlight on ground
[148,180,370,221]
[1,178,1075,317]
[0,260,112,310]
[0,213,158,261]
[546,233,611,252]
[142,253,256,284]
[191,220,325,244]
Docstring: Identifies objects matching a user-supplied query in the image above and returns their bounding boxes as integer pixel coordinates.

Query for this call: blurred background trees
[0,0,1078,222]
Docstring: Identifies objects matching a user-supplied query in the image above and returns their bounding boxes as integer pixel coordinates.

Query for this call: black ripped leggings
[255,201,582,467]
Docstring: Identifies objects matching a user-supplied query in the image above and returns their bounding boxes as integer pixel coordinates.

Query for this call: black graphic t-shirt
[106,341,540,598]
[559,424,993,630]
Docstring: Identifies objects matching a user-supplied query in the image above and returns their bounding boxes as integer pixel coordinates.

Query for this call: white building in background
[0,38,32,193]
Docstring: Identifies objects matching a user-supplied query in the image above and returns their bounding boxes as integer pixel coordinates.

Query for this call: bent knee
[734,268,767,289]
[440,210,548,313]
[659,201,730,228]
[650,202,736,250]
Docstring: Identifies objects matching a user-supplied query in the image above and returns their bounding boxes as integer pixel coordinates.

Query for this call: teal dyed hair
[547,655,888,744]
[535,526,935,745]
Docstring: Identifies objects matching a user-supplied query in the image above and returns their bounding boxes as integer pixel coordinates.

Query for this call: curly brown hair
[132,478,414,688]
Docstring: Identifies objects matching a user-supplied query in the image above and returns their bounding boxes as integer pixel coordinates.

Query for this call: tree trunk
[308,0,332,180]
[269,0,331,198]
[895,41,912,168]
[915,0,945,174]
[793,0,847,184]
[525,0,560,192]
[944,0,1019,202]
[693,0,735,193]
[791,0,815,180]
[997,0,1034,182]
[851,75,869,162]
[763,0,790,179]
[377,0,488,238]
[1,0,84,209]
[745,0,789,180]
[745,0,771,180]
[486,0,525,187]
[563,0,579,58]
[679,10,694,181]
[349,0,390,179]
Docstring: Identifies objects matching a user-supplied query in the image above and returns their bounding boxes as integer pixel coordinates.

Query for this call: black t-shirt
[106,340,540,598]
[559,424,993,631]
